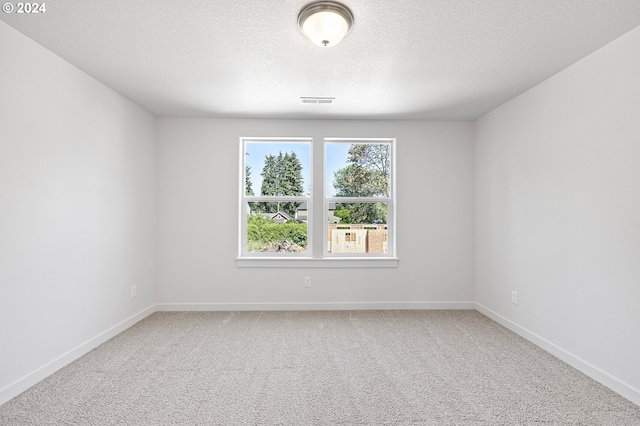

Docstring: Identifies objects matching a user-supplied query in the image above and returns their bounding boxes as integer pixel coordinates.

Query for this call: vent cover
[300,97,335,104]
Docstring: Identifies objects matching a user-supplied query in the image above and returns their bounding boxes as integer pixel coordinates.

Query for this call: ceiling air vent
[300,97,335,104]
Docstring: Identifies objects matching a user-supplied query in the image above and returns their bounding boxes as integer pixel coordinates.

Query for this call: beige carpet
[1,310,639,425]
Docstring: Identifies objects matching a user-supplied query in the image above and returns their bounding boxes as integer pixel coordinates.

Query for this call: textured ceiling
[2,1,640,120]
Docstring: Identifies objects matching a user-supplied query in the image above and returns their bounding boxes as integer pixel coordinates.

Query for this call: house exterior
[295,202,340,223]
[261,211,292,223]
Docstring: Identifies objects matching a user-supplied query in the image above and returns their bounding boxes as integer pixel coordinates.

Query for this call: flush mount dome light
[298,1,354,47]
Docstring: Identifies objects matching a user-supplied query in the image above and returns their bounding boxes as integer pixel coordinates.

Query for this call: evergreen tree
[260,154,278,195]
[257,154,279,213]
[257,151,305,216]
[279,152,304,215]
[245,164,254,196]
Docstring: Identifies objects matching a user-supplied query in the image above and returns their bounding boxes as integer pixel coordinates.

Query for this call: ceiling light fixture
[298,1,354,48]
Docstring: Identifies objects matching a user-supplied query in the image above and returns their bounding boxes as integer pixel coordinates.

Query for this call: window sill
[236,257,399,268]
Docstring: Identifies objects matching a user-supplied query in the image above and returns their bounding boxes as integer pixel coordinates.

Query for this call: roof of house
[261,211,293,221]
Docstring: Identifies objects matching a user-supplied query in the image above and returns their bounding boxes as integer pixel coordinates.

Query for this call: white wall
[0,22,157,404]
[156,118,474,309]
[475,26,640,404]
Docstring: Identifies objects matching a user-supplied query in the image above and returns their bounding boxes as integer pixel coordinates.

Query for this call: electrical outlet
[131,285,137,298]
[304,277,311,288]
[511,290,518,305]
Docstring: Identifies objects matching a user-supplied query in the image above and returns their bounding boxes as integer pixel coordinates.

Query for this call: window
[240,138,311,256]
[325,139,394,257]
[239,137,396,267]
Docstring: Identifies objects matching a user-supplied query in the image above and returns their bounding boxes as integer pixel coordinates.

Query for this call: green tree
[257,154,279,213]
[278,152,304,215]
[333,144,389,223]
[257,151,304,216]
[333,208,351,224]
[334,144,389,197]
[260,154,278,195]
[245,164,254,196]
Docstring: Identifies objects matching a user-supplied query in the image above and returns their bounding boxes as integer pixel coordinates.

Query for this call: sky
[245,141,350,197]
[325,143,350,197]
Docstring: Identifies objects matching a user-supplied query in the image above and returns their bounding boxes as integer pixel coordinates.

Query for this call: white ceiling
[3,1,640,120]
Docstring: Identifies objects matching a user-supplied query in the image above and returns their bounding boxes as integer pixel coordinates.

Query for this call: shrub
[247,215,307,250]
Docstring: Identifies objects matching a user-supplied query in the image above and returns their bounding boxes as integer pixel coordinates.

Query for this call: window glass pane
[326,143,390,197]
[247,202,308,253]
[328,202,388,253]
[245,142,310,197]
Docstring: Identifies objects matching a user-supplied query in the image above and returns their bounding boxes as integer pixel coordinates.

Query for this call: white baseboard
[156,301,476,311]
[475,303,640,407]
[0,305,156,406]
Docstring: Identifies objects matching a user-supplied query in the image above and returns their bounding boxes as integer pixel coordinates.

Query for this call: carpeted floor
[1,310,639,425]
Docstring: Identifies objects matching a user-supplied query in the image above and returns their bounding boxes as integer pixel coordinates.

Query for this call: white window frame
[237,136,398,268]
[238,137,312,258]
[324,138,396,259]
